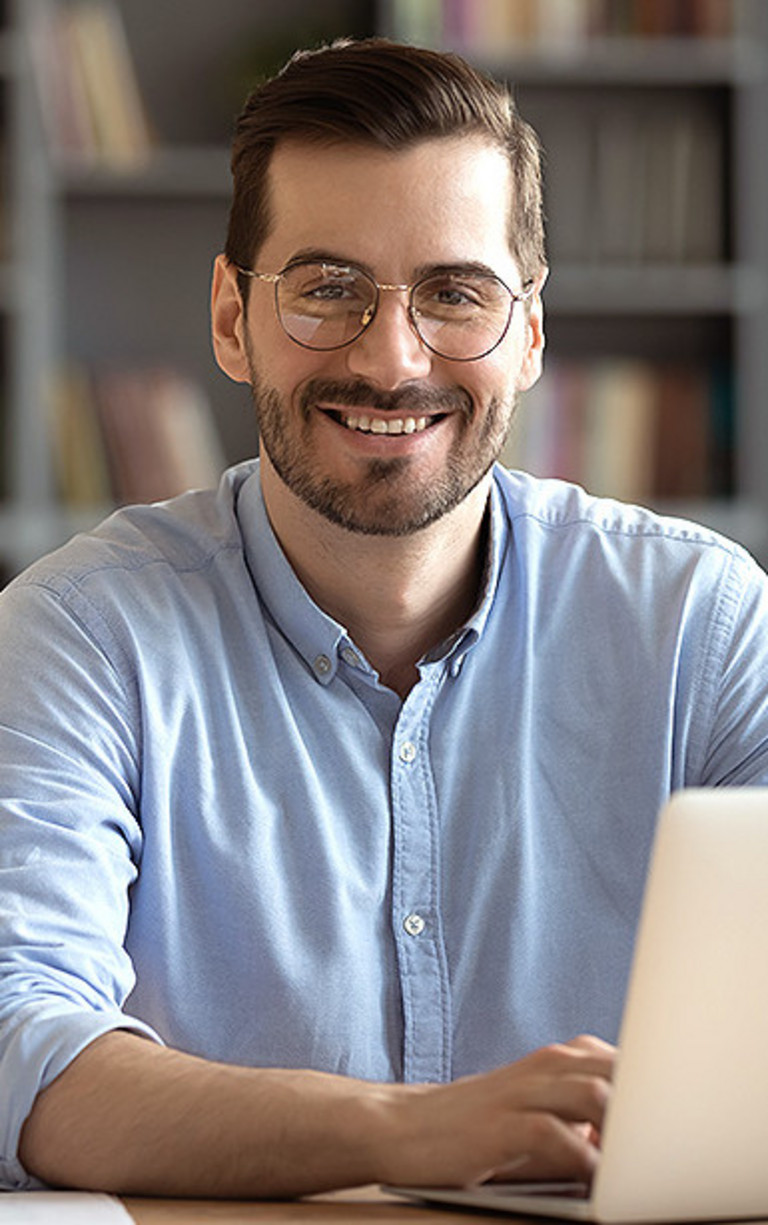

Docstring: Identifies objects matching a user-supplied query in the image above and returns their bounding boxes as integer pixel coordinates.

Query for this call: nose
[344,289,433,388]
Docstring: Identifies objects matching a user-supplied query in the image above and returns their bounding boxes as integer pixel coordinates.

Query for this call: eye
[284,263,370,311]
[433,284,476,307]
[417,275,495,318]
[306,273,357,301]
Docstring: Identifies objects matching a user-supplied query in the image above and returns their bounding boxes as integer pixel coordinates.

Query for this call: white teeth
[342,414,430,435]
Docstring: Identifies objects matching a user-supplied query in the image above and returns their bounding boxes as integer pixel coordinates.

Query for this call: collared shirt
[2,460,768,1189]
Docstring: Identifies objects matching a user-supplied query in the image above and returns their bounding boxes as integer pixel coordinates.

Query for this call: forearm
[19,1030,614,1198]
[18,1030,394,1198]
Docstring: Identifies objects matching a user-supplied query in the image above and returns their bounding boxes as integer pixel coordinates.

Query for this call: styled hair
[225,38,546,290]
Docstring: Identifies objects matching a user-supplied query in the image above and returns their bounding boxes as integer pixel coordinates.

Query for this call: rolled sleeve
[0,582,162,1189]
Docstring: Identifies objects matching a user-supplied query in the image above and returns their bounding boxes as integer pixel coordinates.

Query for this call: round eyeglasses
[236,259,534,362]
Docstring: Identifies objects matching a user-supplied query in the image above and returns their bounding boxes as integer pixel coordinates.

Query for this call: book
[534,89,725,267]
[504,357,731,506]
[28,0,98,161]
[49,366,112,506]
[67,0,152,167]
[581,360,656,502]
[394,0,734,50]
[93,367,225,505]
[28,0,152,167]
[391,0,442,45]
[51,365,226,508]
[653,363,711,499]
[538,99,597,264]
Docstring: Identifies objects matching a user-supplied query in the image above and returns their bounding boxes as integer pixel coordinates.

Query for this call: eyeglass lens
[275,262,514,360]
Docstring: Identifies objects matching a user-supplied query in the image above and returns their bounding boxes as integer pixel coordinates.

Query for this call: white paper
[0,1191,134,1222]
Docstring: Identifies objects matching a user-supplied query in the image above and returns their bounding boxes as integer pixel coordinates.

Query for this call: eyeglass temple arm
[235,267,280,284]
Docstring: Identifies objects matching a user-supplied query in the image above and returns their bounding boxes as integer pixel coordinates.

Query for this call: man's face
[217,135,545,536]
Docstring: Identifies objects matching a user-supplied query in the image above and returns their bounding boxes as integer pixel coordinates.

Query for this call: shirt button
[403,913,426,937]
[399,740,417,763]
[341,647,361,668]
[313,654,332,677]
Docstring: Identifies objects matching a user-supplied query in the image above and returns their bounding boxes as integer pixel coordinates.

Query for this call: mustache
[299,378,473,418]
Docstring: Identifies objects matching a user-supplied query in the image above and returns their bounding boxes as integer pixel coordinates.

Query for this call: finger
[522,1040,616,1084]
[523,1071,611,1131]
[495,1111,600,1184]
[565,1034,618,1060]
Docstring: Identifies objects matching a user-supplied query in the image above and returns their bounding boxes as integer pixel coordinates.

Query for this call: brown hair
[225,38,546,294]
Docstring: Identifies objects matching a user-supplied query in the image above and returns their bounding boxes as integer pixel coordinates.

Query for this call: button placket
[389,675,451,1084]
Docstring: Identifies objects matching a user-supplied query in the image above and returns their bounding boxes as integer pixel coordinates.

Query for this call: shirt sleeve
[696,546,768,786]
[0,579,163,1190]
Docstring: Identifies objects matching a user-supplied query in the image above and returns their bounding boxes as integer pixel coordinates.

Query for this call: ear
[516,267,548,393]
[211,254,251,384]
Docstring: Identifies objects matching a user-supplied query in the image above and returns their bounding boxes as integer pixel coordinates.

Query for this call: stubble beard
[248,365,517,537]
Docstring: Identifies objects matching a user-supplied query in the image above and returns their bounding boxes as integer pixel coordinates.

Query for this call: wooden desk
[122,1185,493,1224]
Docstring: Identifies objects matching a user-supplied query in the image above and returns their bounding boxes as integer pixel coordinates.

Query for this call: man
[1,38,767,1198]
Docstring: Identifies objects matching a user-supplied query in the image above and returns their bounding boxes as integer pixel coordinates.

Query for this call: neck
[260,461,492,699]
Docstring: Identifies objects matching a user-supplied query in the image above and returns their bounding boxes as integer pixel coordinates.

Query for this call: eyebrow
[280,248,506,284]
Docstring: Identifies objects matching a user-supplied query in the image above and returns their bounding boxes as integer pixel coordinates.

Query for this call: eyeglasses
[236,259,534,362]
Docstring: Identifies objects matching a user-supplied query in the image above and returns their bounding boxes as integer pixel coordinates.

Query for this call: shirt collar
[420,476,508,667]
[235,462,510,682]
[236,466,349,683]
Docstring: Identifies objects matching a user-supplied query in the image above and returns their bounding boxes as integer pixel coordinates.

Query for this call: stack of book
[28,0,152,167]
[541,93,723,266]
[503,357,733,504]
[392,0,733,53]
[50,365,227,507]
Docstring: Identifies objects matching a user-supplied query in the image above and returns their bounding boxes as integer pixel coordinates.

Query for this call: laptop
[387,787,768,1223]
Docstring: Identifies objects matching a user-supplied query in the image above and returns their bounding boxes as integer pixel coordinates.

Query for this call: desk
[122,1186,492,1224]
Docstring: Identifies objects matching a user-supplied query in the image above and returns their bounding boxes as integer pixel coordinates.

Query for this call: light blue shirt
[2,460,768,1189]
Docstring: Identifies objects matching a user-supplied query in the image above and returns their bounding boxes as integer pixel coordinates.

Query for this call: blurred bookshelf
[0,0,767,582]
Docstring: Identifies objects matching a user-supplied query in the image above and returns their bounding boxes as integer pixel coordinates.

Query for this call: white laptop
[388,787,768,1223]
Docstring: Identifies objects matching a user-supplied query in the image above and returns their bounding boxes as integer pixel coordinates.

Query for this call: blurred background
[1,0,767,583]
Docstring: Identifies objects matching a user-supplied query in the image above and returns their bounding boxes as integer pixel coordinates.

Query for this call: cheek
[467,354,519,408]
[245,313,323,390]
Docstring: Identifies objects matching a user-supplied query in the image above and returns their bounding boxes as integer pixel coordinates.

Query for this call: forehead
[261,135,516,276]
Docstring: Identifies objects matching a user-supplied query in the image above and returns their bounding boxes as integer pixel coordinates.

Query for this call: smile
[339,413,433,435]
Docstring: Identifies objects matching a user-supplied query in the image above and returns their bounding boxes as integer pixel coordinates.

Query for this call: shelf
[444,38,768,87]
[56,144,232,200]
[545,264,767,316]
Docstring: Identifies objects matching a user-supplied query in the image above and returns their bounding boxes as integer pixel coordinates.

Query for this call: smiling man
[2,38,768,1200]
[218,138,540,540]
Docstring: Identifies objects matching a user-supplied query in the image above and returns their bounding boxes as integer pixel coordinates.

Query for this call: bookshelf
[1,0,767,580]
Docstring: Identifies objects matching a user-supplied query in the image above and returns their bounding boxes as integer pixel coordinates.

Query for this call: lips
[300,378,472,432]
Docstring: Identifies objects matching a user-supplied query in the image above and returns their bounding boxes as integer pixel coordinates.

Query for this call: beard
[249,366,517,537]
